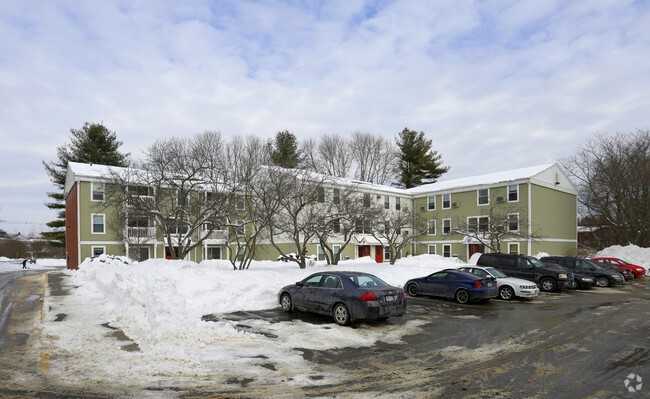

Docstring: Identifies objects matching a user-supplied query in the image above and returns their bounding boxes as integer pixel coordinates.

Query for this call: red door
[468,244,484,259]
[358,245,370,258]
[375,246,383,263]
[165,246,180,259]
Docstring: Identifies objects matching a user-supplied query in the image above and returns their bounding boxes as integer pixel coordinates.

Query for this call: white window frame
[91,182,105,202]
[508,213,520,232]
[428,245,436,255]
[427,196,436,211]
[396,197,401,210]
[442,193,451,209]
[442,218,452,235]
[384,195,390,209]
[206,246,222,260]
[91,246,105,257]
[508,242,520,255]
[477,188,489,206]
[508,185,519,203]
[468,216,489,233]
[333,245,341,261]
[333,188,340,205]
[443,244,452,258]
[91,213,105,234]
[428,220,436,235]
[317,245,326,261]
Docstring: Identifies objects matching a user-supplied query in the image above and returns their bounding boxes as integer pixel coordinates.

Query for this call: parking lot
[207,278,650,398]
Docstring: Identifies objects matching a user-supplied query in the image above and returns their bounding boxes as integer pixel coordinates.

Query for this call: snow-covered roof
[406,163,576,195]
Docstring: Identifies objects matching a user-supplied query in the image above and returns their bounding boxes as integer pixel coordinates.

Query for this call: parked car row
[277,255,645,327]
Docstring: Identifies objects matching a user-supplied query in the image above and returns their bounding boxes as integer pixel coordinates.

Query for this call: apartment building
[64,162,577,268]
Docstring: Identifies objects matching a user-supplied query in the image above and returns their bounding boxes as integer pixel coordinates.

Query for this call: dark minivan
[473,253,573,292]
[540,256,625,287]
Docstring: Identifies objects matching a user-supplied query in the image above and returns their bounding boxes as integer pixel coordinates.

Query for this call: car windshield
[528,257,546,267]
[485,267,508,278]
[586,260,606,270]
[347,274,390,288]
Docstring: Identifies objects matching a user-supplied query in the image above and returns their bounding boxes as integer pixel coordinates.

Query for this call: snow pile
[594,244,650,271]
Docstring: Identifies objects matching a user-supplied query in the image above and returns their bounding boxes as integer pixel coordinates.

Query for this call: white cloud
[1,0,650,231]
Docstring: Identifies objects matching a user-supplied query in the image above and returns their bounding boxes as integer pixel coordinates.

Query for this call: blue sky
[1,0,649,235]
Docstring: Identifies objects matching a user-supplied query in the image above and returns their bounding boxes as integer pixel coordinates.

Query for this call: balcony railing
[202,230,228,240]
[126,196,155,208]
[127,227,156,239]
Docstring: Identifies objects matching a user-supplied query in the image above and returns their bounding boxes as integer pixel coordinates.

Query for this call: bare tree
[311,185,369,265]
[562,129,650,248]
[223,136,278,270]
[370,204,427,264]
[267,168,332,269]
[351,131,398,185]
[104,131,233,260]
[450,200,541,253]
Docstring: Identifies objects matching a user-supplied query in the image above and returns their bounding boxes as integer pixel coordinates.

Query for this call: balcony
[126,195,155,208]
[126,227,156,240]
[202,230,228,240]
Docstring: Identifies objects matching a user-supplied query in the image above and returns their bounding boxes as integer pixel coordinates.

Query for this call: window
[442,218,452,235]
[235,195,245,210]
[384,195,390,209]
[508,243,519,255]
[317,187,325,203]
[508,185,519,202]
[206,247,221,260]
[396,197,401,210]
[478,188,489,205]
[384,222,390,235]
[317,245,326,261]
[428,245,436,255]
[235,220,245,235]
[427,196,436,210]
[508,213,520,232]
[333,218,340,233]
[443,244,452,258]
[91,214,105,234]
[363,193,371,208]
[235,246,246,262]
[176,190,189,207]
[333,188,340,205]
[91,246,105,257]
[384,246,391,261]
[468,216,489,233]
[442,194,451,209]
[91,182,105,201]
[333,245,341,261]
[428,220,436,235]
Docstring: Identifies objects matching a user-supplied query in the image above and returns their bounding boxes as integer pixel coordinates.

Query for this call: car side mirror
[296,281,304,287]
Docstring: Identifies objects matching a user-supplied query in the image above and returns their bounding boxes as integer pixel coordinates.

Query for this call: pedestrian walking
[22,259,28,269]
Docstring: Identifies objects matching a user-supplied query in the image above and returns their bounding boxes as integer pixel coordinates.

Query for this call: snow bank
[594,244,650,271]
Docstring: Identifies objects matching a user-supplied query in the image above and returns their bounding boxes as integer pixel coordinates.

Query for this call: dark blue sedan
[404,269,498,304]
[278,271,406,326]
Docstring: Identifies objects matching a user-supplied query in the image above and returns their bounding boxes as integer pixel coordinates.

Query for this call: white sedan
[456,265,540,300]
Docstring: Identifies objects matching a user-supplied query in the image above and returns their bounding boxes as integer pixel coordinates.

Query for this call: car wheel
[280,293,292,312]
[455,289,470,304]
[596,277,610,287]
[333,303,350,326]
[499,286,515,300]
[540,278,556,292]
[406,283,419,297]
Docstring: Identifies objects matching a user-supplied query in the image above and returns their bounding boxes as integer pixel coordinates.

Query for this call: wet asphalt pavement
[1,271,649,398]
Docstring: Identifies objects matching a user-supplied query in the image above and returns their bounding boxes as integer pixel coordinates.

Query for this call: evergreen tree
[42,122,130,247]
[268,130,302,169]
[395,127,449,188]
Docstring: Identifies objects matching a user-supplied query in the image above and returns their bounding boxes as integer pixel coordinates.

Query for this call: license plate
[487,282,493,287]
[385,295,397,302]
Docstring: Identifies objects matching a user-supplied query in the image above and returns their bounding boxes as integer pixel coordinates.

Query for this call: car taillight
[402,291,405,298]
[474,281,482,288]
[360,292,377,301]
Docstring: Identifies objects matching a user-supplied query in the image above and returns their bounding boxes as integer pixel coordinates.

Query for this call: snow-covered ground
[8,245,650,393]
[0,257,65,272]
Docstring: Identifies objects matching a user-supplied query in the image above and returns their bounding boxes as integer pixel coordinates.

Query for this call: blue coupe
[278,271,406,326]
[404,269,498,303]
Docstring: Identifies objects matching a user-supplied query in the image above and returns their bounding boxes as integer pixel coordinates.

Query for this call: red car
[592,258,646,277]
